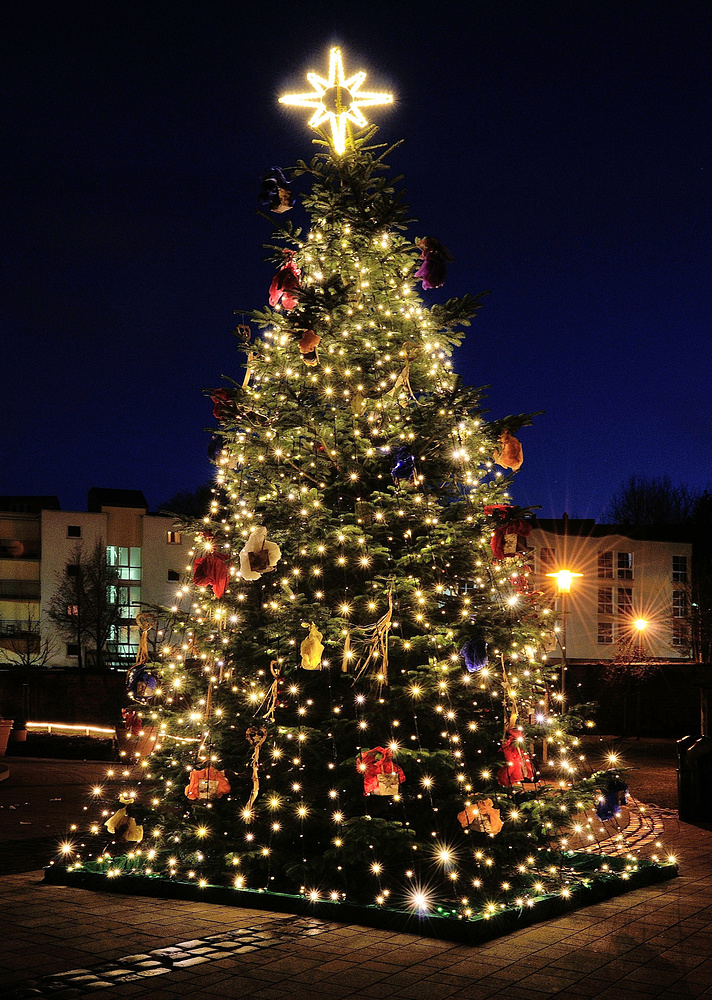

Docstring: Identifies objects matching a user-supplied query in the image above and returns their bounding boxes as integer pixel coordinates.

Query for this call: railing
[0,620,40,637]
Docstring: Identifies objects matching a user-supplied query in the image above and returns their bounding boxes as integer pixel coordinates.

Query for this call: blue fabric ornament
[595,778,629,821]
[459,638,488,673]
[390,445,415,484]
[259,167,294,214]
[126,665,158,705]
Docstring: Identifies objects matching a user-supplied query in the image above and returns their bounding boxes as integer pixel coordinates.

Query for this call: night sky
[2,1,710,519]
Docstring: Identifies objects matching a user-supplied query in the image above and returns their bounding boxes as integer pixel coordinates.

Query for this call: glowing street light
[546,569,582,594]
[546,569,582,699]
[633,618,648,632]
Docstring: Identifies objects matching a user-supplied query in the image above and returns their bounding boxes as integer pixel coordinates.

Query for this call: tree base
[44,852,677,945]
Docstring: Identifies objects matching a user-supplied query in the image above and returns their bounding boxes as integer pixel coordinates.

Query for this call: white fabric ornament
[239,527,281,581]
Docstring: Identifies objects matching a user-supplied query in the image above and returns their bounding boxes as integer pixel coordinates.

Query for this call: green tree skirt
[44,851,677,945]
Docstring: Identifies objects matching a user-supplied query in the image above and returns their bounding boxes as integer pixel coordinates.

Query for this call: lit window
[167,531,182,544]
[597,588,613,616]
[617,552,633,580]
[673,555,688,583]
[597,552,613,579]
[67,604,79,617]
[106,546,142,664]
[597,622,614,644]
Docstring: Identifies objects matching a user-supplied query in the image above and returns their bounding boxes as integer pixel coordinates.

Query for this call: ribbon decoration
[354,580,394,686]
[500,652,519,731]
[133,613,156,666]
[242,350,259,388]
[260,660,282,723]
[341,631,352,673]
[385,341,418,406]
[245,725,268,810]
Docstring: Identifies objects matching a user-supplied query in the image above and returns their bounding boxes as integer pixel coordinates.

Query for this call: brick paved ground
[2,747,712,999]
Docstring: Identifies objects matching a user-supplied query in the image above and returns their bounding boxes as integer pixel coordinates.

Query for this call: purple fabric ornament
[391,445,415,483]
[459,638,488,673]
[259,167,294,214]
[126,665,157,705]
[414,237,454,290]
[596,779,629,821]
[207,435,222,463]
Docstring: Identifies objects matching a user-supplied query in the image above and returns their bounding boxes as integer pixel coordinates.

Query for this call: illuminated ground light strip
[280,46,393,154]
[45,851,677,945]
[27,722,116,736]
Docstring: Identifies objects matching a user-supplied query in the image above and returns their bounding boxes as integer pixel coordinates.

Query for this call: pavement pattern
[3,747,712,999]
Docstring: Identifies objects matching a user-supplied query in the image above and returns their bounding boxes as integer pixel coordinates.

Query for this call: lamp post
[546,569,582,702]
[626,618,648,735]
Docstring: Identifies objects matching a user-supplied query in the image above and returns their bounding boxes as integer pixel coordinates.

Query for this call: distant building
[529,517,693,663]
[0,490,188,667]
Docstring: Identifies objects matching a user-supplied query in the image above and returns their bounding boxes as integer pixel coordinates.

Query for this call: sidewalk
[2,746,712,999]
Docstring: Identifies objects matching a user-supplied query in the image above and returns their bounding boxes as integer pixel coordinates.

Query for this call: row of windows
[0,580,41,600]
[64,526,182,544]
[596,588,689,619]
[539,549,688,582]
[597,551,633,579]
[597,621,688,647]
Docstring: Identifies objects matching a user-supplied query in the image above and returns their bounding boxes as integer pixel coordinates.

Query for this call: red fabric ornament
[210,388,237,421]
[269,255,301,310]
[494,429,523,471]
[122,709,142,735]
[509,571,534,595]
[184,767,231,801]
[193,551,230,598]
[359,746,405,796]
[484,505,531,561]
[497,728,535,786]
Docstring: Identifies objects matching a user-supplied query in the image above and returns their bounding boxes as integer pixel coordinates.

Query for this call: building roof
[87,488,148,513]
[532,517,693,544]
[0,496,61,513]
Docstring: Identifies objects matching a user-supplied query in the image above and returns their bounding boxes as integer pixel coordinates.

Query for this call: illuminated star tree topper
[279,46,393,155]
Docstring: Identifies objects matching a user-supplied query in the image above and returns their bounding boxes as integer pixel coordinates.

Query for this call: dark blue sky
[2,1,710,518]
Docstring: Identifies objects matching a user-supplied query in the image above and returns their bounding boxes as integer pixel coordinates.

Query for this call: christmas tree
[66,50,674,933]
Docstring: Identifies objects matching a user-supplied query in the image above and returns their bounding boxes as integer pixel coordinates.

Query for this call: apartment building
[529,517,693,663]
[0,489,188,667]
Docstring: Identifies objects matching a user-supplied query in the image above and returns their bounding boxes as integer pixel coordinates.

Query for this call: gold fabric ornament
[300,622,324,670]
[457,798,503,835]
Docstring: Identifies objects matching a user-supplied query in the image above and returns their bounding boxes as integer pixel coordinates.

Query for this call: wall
[0,668,125,726]
[141,514,188,610]
[40,510,109,666]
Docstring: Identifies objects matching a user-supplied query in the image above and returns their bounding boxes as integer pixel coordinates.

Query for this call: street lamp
[546,569,582,700]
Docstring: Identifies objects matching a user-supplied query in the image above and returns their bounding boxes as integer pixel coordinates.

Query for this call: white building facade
[529,518,693,663]
[1,490,189,667]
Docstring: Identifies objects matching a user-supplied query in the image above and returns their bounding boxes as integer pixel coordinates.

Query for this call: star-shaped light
[280,47,393,155]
